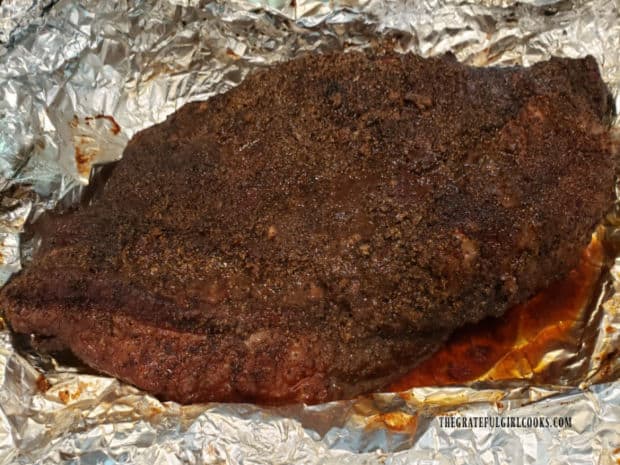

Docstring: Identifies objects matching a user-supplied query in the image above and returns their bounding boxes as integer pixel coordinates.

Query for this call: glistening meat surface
[2,51,615,404]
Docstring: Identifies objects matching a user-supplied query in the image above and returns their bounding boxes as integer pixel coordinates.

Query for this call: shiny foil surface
[0,0,619,463]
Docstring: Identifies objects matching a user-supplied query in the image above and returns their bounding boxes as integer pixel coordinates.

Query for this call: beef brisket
[1,51,615,404]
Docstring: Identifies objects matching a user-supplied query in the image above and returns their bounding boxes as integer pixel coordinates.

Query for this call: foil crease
[0,0,619,463]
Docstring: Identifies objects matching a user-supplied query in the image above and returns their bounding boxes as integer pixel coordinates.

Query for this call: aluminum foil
[0,0,619,463]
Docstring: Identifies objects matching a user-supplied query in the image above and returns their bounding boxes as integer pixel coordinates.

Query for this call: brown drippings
[72,114,120,177]
[366,411,418,433]
[58,389,70,404]
[57,381,90,404]
[74,144,96,177]
[36,374,50,393]
[596,348,619,380]
[91,114,121,135]
[84,114,121,135]
[226,49,240,60]
[390,237,605,391]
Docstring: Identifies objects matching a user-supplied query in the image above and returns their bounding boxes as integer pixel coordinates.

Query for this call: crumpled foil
[0,0,619,463]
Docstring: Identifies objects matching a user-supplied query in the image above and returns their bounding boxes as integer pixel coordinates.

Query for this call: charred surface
[2,51,615,404]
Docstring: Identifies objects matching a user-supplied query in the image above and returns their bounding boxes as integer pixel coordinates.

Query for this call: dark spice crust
[2,51,615,404]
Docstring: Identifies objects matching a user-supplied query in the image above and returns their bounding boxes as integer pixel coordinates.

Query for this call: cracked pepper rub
[2,51,615,404]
